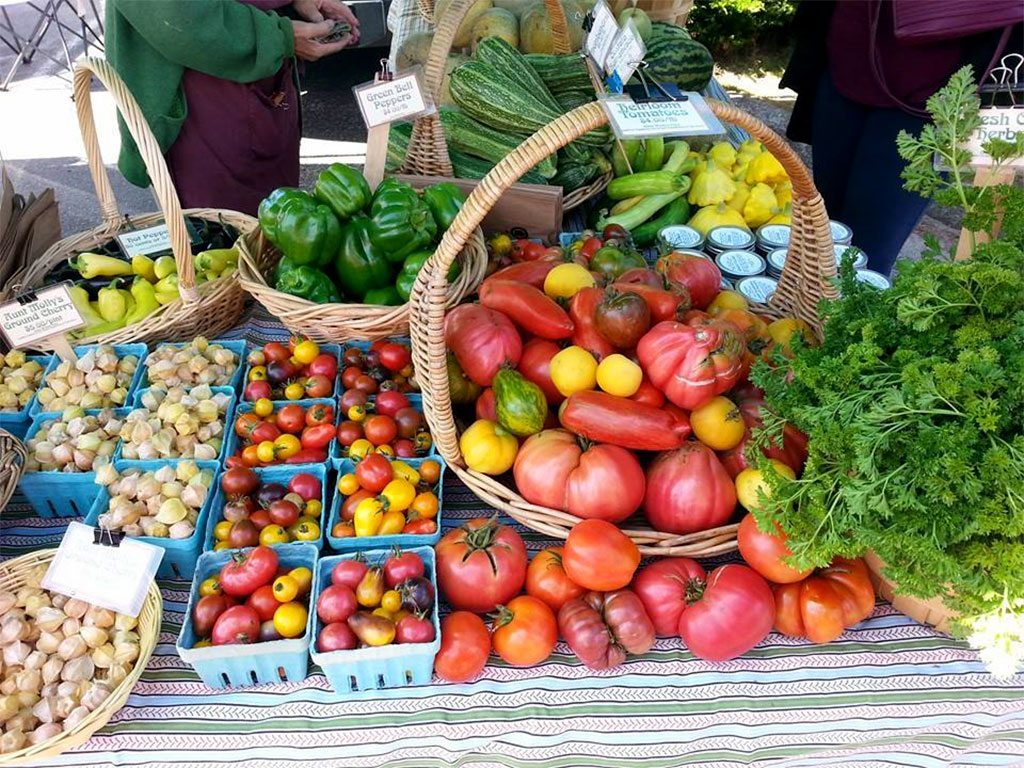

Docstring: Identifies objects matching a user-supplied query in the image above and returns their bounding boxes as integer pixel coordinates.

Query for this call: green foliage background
[687,0,796,55]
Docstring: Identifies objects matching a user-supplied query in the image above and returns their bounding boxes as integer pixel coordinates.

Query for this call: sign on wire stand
[353,68,433,129]
[600,92,725,139]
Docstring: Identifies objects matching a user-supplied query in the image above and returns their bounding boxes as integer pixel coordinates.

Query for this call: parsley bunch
[751,67,1024,676]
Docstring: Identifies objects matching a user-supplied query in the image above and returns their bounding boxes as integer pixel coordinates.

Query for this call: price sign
[604,20,645,87]
[585,0,619,71]
[0,283,84,348]
[42,522,164,618]
[353,69,433,129]
[967,106,1024,168]
[601,93,725,139]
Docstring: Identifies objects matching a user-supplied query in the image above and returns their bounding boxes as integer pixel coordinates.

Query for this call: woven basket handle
[410,99,836,462]
[73,57,199,302]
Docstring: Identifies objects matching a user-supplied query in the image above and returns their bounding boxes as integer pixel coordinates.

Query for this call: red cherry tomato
[377,342,412,373]
[219,546,279,598]
[355,453,393,493]
[246,584,279,622]
[363,414,398,446]
[300,423,335,450]
[276,404,306,435]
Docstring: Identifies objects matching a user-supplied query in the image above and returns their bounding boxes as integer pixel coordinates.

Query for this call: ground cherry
[253,398,274,418]
[337,473,360,495]
[272,575,299,602]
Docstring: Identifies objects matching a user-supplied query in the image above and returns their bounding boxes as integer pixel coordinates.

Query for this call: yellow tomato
[273,433,301,460]
[707,290,749,315]
[272,575,299,603]
[767,318,817,356]
[348,438,374,460]
[735,460,797,512]
[376,444,395,458]
[544,263,596,300]
[284,381,305,400]
[380,590,403,613]
[348,404,367,422]
[549,346,598,397]
[288,567,313,595]
[381,478,416,513]
[213,542,231,552]
[303,499,322,518]
[248,365,267,382]
[354,497,385,537]
[379,509,406,535]
[372,607,395,620]
[459,419,518,475]
[595,354,642,397]
[690,396,745,451]
[273,602,308,639]
[291,520,320,542]
[337,472,360,495]
[199,577,221,597]
[256,440,276,464]
[292,339,320,365]
[389,460,420,485]
[252,397,274,417]
[213,520,233,542]
[260,524,290,545]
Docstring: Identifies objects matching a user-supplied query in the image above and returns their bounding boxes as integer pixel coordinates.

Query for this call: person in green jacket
[105,0,359,215]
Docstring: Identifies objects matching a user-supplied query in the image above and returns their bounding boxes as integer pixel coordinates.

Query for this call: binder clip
[980,53,1023,109]
[14,289,38,306]
[93,528,124,547]
[378,58,393,83]
[623,62,687,103]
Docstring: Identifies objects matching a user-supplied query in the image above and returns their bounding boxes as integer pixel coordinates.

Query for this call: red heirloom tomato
[643,444,736,535]
[631,558,707,637]
[517,338,564,405]
[655,251,722,310]
[221,466,259,497]
[569,287,616,361]
[513,429,644,524]
[434,612,491,682]
[436,517,527,613]
[772,557,875,644]
[677,564,775,662]
[594,289,651,350]
[637,320,745,411]
[616,267,663,288]
[557,590,655,670]
[445,304,523,387]
[525,547,586,612]
[563,519,640,591]
[737,513,812,584]
[219,546,279,598]
[375,390,411,419]
[492,595,558,666]
[611,282,690,324]
[378,342,412,373]
[718,397,809,479]
[317,622,358,652]
[211,605,261,645]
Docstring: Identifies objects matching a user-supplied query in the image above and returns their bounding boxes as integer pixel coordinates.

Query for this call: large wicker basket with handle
[10,58,255,350]
[0,549,162,765]
[0,429,26,515]
[409,100,837,557]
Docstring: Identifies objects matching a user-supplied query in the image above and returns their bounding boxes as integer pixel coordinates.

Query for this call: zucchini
[386,122,412,173]
[607,170,691,200]
[630,196,691,246]
[449,148,548,185]
[553,89,595,112]
[474,37,562,113]
[440,107,556,179]
[641,137,664,172]
[524,53,592,93]
[551,163,600,192]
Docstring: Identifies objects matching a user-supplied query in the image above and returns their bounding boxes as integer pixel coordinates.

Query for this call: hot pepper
[334,215,394,299]
[275,265,341,304]
[153,255,177,280]
[367,180,437,263]
[96,280,128,322]
[313,163,371,221]
[68,252,132,279]
[420,182,465,231]
[131,254,157,282]
[259,188,341,268]
[154,274,180,305]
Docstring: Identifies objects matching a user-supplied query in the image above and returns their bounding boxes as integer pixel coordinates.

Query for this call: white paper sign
[967,107,1024,168]
[585,0,619,70]
[116,223,173,258]
[0,283,84,348]
[354,72,432,129]
[42,522,164,617]
[604,20,645,85]
[601,93,725,139]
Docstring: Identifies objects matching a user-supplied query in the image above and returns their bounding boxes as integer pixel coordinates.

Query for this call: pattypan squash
[688,202,749,236]
[688,158,736,207]
[742,183,779,228]
[745,151,788,185]
[708,142,737,170]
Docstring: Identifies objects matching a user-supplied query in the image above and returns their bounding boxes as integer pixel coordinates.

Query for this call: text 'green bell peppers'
[275,265,341,304]
[421,182,466,232]
[313,163,371,221]
[334,215,394,299]
[367,180,437,264]
[258,187,341,268]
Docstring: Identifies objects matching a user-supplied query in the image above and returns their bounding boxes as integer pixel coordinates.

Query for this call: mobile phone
[316,20,351,44]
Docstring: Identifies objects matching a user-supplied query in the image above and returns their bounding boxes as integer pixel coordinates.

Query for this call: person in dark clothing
[781,0,1022,275]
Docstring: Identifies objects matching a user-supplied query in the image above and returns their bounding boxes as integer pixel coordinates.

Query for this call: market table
[2,311,1023,768]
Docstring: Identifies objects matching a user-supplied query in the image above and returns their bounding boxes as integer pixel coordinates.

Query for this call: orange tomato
[419,459,441,485]
[410,492,438,519]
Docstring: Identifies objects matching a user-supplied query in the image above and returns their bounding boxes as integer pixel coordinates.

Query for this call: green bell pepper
[334,215,394,299]
[274,254,299,284]
[363,286,403,305]
[275,265,341,304]
[313,163,372,221]
[367,180,437,264]
[421,182,465,231]
[258,188,313,244]
[258,187,341,268]
[395,249,462,302]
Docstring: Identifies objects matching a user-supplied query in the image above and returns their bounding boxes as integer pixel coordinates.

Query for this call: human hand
[294,0,360,30]
[292,19,354,61]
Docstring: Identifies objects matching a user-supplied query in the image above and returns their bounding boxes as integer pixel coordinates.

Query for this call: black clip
[15,289,38,305]
[582,10,595,32]
[509,226,529,240]
[629,63,685,103]
[93,528,124,547]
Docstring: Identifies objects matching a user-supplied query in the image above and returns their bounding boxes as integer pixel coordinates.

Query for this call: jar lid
[715,250,766,279]
[766,248,787,275]
[658,225,704,251]
[755,224,791,250]
[736,276,778,304]
[834,244,868,270]
[706,226,755,252]
[829,220,853,245]
[855,269,891,290]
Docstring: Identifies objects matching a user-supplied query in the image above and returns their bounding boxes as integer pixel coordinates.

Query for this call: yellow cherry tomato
[690,395,746,451]
[595,354,642,397]
[213,541,231,552]
[193,639,212,648]
[418,459,441,485]
[372,607,395,620]
[303,499,322,518]
[353,497,385,537]
[348,404,367,422]
[413,432,432,454]
[213,520,233,542]
[256,440,276,464]
[292,339,320,365]
[375,444,395,457]
[292,520,320,542]
[380,590,403,613]
[735,460,797,512]
[248,365,267,382]
[272,575,299,603]
[253,397,274,418]
[273,433,301,460]
[391,608,411,623]
[284,381,305,400]
[199,577,221,597]
[767,318,818,356]
[707,290,749,315]
[260,524,290,545]
[288,567,313,595]
[381,478,416,513]
[544,262,595,300]
[379,509,406,535]
[348,438,374,460]
[337,472,360,495]
[410,491,438,519]
[389,460,420,485]
[273,602,308,639]
[459,419,518,475]
[549,345,598,397]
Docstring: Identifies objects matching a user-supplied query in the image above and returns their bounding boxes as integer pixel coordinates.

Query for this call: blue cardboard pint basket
[16,407,129,518]
[224,398,336,466]
[140,339,247,393]
[119,386,236,463]
[311,546,439,695]
[204,463,328,553]
[28,344,148,419]
[326,456,444,551]
[240,343,340,402]
[177,543,318,688]
[0,354,53,439]
[83,459,220,579]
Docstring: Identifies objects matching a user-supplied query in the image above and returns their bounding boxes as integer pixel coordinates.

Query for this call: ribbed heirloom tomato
[772,557,875,643]
[436,518,527,613]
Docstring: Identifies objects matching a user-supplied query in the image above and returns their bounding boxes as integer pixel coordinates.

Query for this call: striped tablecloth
[3,310,1023,768]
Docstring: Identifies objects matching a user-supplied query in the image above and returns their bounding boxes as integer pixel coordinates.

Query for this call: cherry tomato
[337,472,360,495]
[273,433,302,460]
[211,605,261,645]
[305,403,334,427]
[276,404,306,434]
[341,489,374,522]
[246,584,279,622]
[355,453,393,493]
[251,421,281,445]
[248,365,268,382]
[331,522,356,538]
[292,339,320,365]
[336,420,364,447]
[284,448,328,464]
[377,342,412,373]
[260,525,290,545]
[301,423,336,450]
[354,374,378,394]
[304,374,333,398]
[199,577,222,597]
[317,584,357,623]
[340,389,368,413]
[402,519,437,535]
[193,594,232,637]
[288,566,313,595]
[241,444,263,467]
[221,466,259,497]
[410,492,438,519]
[341,366,363,389]
[418,460,441,486]
[219,546,279,597]
[363,414,398,446]
[284,381,306,401]
[434,612,490,683]
[291,520,320,542]
[272,575,299,603]
[273,601,308,639]
[384,550,425,588]
[253,398,274,418]
[263,342,291,364]
[287,473,322,501]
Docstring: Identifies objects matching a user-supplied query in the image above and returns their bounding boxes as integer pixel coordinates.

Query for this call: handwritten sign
[116,223,173,258]
[42,522,163,617]
[967,107,1024,168]
[354,71,432,129]
[604,20,645,87]
[601,93,724,139]
[0,283,84,348]
[585,0,619,71]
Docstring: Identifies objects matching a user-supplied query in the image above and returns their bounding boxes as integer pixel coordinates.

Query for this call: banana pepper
[96,280,128,322]
[313,163,371,221]
[125,277,160,325]
[367,180,436,263]
[69,252,132,279]
[131,254,157,282]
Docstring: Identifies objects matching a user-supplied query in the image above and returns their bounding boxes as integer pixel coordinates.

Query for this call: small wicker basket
[0,429,26,515]
[10,58,255,350]
[864,551,954,633]
[0,549,162,765]
[409,100,837,557]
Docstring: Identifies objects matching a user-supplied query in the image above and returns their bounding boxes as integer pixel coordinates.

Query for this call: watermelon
[645,22,714,92]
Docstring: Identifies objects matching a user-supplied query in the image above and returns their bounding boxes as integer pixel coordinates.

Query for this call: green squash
[493,366,548,436]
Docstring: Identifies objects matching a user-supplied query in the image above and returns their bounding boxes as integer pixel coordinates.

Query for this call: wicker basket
[864,551,954,634]
[409,100,836,557]
[0,549,162,765]
[0,429,26,514]
[9,58,255,351]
